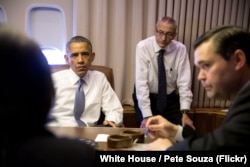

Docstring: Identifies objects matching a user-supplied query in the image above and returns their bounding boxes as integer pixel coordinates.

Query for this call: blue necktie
[157,49,167,112]
[74,79,86,126]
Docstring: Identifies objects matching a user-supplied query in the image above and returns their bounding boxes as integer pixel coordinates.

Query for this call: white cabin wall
[0,0,74,48]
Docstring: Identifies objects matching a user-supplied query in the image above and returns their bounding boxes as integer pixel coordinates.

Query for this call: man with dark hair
[48,36,123,127]
[0,24,95,166]
[145,25,250,150]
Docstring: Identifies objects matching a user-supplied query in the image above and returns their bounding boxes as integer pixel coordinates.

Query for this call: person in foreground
[133,16,194,128]
[48,36,123,127]
[0,24,95,167]
[145,25,250,150]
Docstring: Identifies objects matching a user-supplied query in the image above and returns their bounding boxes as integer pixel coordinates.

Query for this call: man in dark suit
[144,25,250,150]
[0,24,95,166]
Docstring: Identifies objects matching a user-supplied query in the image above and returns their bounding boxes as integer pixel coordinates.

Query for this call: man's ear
[233,49,247,71]
[173,32,177,39]
[90,52,95,62]
[64,54,69,64]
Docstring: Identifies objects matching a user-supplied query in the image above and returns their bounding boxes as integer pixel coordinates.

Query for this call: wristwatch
[180,110,189,114]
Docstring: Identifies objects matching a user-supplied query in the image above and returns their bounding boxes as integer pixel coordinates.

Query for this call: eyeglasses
[155,29,175,39]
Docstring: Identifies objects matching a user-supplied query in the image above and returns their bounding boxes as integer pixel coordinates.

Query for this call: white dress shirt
[47,68,123,127]
[135,36,193,118]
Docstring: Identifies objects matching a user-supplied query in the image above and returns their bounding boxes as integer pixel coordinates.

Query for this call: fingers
[181,114,195,130]
[145,115,178,139]
[145,115,161,128]
[103,120,108,125]
[103,120,117,127]
[140,119,147,128]
[148,124,164,131]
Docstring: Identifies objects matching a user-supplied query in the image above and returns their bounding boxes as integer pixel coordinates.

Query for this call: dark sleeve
[182,125,199,138]
[168,81,250,151]
[14,137,96,167]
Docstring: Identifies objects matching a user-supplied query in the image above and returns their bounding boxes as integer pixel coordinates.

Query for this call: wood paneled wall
[156,0,250,108]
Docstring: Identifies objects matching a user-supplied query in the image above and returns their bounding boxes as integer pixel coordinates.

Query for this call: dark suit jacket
[168,81,250,150]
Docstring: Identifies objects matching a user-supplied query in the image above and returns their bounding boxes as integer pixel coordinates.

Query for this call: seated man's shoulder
[88,70,106,79]
[52,69,69,78]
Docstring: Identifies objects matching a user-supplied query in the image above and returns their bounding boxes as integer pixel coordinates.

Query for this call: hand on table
[103,120,117,127]
[146,138,173,151]
[145,115,179,139]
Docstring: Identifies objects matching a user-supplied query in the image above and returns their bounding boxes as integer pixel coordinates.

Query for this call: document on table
[95,134,110,142]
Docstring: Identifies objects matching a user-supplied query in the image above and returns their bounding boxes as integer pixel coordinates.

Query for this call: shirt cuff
[174,125,184,142]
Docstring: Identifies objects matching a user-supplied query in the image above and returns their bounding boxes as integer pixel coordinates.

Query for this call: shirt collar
[153,36,177,54]
[69,68,89,86]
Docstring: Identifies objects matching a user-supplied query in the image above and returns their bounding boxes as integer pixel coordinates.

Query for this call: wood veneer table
[47,126,148,151]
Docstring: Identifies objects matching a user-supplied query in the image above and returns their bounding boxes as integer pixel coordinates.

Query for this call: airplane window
[27,5,66,64]
[0,6,7,23]
[41,46,65,65]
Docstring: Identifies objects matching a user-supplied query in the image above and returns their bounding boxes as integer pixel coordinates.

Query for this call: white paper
[131,143,148,151]
[95,134,110,142]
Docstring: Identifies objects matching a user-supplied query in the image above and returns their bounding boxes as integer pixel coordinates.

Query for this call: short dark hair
[66,36,92,53]
[0,24,55,128]
[194,25,250,65]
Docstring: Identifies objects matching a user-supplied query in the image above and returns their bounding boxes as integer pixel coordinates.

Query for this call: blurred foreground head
[0,24,55,129]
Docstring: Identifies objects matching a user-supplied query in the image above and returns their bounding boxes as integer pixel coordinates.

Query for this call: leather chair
[50,64,139,127]
[50,64,115,90]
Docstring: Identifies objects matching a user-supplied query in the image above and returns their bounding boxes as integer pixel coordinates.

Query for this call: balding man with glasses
[133,16,194,132]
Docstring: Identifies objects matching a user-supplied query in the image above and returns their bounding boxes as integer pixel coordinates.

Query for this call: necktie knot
[78,79,84,91]
[159,49,165,56]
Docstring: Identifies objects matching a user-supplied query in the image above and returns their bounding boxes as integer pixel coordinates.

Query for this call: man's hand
[182,113,195,130]
[145,115,179,139]
[140,117,151,128]
[103,120,117,127]
[146,138,173,150]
